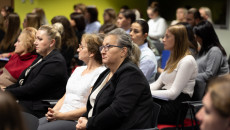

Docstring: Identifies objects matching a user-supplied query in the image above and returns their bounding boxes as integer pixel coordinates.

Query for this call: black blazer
[6,49,68,115]
[83,59,153,130]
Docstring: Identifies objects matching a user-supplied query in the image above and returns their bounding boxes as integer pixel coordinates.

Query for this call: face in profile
[101,35,124,66]
[196,92,230,130]
[77,38,90,63]
[130,23,146,46]
[162,29,175,51]
[34,30,52,57]
[14,33,27,55]
[117,13,129,29]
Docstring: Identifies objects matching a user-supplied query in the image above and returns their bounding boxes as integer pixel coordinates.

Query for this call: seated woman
[4,23,68,118]
[196,75,230,130]
[38,34,106,130]
[76,28,153,130]
[0,27,37,88]
[150,25,198,124]
[193,21,229,86]
[130,19,157,83]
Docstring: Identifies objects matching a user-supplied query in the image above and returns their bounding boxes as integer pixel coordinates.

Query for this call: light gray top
[196,46,229,82]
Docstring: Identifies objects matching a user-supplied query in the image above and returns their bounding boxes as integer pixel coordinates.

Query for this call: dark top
[6,49,68,114]
[60,44,75,75]
[83,59,153,130]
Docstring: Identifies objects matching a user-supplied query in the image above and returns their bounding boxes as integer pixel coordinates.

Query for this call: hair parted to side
[21,27,37,53]
[164,24,191,73]
[193,20,226,56]
[0,13,20,51]
[207,74,230,118]
[0,92,27,130]
[38,23,63,49]
[81,33,103,64]
[108,28,140,66]
[25,13,41,29]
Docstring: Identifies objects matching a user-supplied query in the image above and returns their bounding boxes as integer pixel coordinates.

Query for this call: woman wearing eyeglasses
[38,34,105,130]
[76,28,153,130]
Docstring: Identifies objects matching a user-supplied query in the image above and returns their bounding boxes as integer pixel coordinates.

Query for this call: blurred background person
[1,6,14,20]
[171,7,188,25]
[117,9,136,34]
[84,6,101,33]
[186,8,203,28]
[146,2,167,45]
[23,13,41,29]
[0,91,27,130]
[119,5,129,12]
[193,21,228,87]
[32,8,48,25]
[103,8,117,25]
[0,13,21,53]
[196,75,230,130]
[73,3,86,15]
[51,15,78,75]
[199,7,213,24]
[5,23,68,118]
[70,12,86,43]
[130,19,157,83]
[0,27,37,88]
[177,22,198,56]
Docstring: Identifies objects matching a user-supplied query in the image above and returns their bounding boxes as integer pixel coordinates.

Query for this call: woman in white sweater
[38,34,106,130]
[150,25,198,124]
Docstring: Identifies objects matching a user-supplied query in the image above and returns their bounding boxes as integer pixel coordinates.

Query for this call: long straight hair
[0,13,20,52]
[164,25,191,73]
[193,20,226,56]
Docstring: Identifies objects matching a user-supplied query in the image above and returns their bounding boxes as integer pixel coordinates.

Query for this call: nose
[196,107,204,123]
[100,47,106,54]
[14,41,18,47]
[77,47,80,52]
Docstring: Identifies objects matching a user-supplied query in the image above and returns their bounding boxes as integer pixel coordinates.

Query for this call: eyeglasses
[99,44,123,52]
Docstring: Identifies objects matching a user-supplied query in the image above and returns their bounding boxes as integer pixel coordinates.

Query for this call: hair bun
[52,22,64,35]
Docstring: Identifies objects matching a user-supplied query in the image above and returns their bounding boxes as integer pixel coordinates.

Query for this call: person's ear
[144,33,148,39]
[50,39,55,48]
[89,52,95,58]
[121,47,128,58]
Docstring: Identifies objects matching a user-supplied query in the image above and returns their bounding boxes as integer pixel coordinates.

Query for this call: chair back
[192,80,206,101]
[22,112,39,130]
[152,102,161,128]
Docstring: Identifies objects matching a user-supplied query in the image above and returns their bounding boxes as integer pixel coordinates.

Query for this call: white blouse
[150,55,198,100]
[59,66,106,113]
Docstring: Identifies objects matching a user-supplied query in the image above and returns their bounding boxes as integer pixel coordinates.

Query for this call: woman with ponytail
[76,28,153,130]
[4,23,68,118]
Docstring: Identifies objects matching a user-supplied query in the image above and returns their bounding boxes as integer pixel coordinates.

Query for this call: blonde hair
[38,23,63,49]
[164,25,191,73]
[208,75,230,117]
[21,27,37,53]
